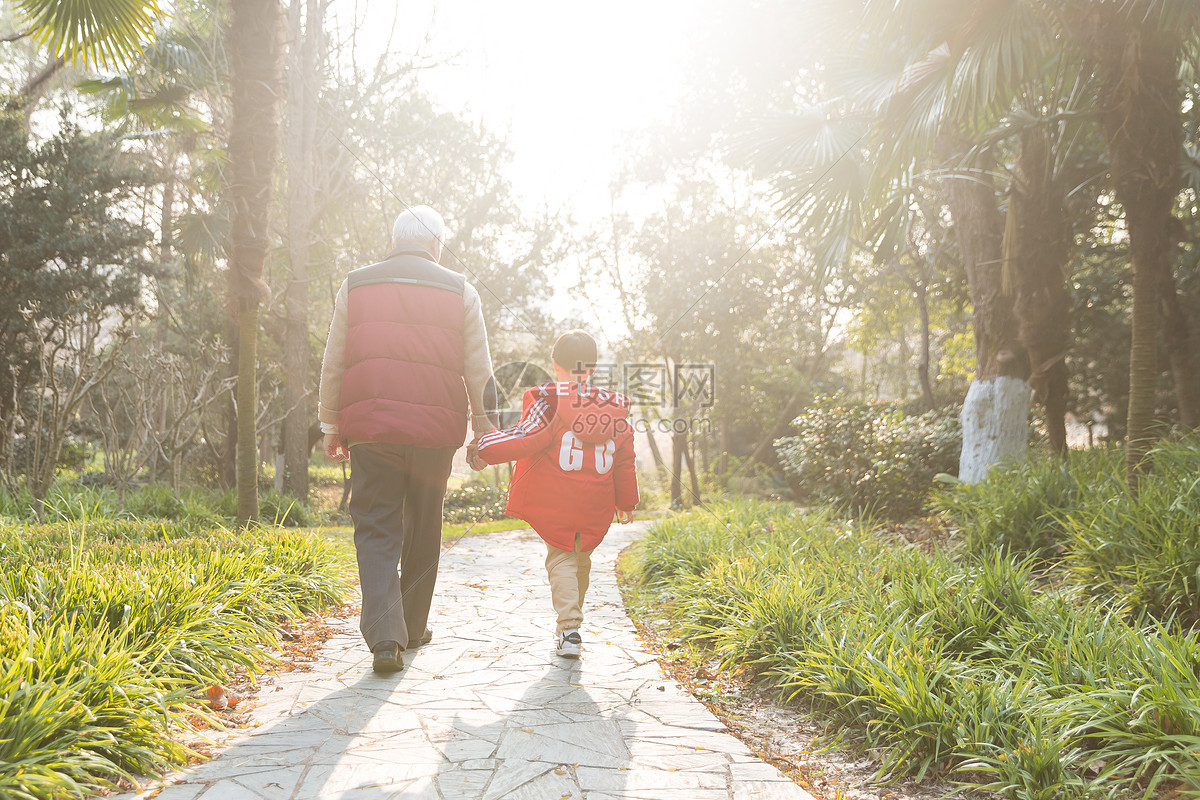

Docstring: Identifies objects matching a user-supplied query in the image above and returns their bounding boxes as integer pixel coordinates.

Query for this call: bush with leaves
[931,448,1120,561]
[442,485,509,524]
[775,394,960,519]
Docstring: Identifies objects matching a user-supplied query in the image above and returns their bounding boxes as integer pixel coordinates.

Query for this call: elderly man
[318,205,496,674]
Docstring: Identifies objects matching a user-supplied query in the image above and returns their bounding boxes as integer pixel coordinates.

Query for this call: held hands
[323,433,349,463]
[615,509,633,524]
[466,438,488,471]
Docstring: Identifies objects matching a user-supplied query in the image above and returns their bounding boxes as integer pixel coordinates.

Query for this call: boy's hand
[466,440,488,471]
[324,433,349,462]
[615,509,633,524]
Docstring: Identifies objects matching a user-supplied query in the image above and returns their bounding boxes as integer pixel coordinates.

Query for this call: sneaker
[371,640,403,674]
[556,629,582,659]
[407,627,433,649]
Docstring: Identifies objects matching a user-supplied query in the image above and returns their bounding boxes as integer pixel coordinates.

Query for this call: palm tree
[738,0,1082,477]
[227,0,285,525]
[282,0,324,505]
[1058,0,1198,490]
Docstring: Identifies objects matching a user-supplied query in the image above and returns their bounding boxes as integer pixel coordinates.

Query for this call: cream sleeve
[462,282,498,435]
[317,279,349,435]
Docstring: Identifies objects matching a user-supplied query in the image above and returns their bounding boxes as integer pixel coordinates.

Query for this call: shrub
[931,448,1120,561]
[775,394,960,519]
[123,483,186,520]
[1062,440,1200,624]
[442,485,508,523]
[626,499,1200,797]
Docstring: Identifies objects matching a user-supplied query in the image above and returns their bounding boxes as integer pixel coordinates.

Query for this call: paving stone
[732,761,800,781]
[734,779,822,799]
[116,521,815,800]
[585,791,731,800]
[432,767,491,799]
[479,760,554,800]
[576,765,727,791]
[199,783,267,800]
[227,765,305,799]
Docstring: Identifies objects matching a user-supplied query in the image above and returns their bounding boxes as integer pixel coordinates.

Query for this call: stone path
[121,521,814,800]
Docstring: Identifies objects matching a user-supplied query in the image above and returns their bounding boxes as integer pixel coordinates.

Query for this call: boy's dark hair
[551,329,598,374]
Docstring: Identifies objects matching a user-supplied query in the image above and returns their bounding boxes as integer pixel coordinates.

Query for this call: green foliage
[256,490,310,528]
[627,499,1200,797]
[0,519,353,798]
[442,485,509,524]
[775,394,961,519]
[935,441,1200,623]
[1062,440,1200,624]
[0,480,309,530]
[931,449,1120,561]
[14,0,166,68]
[0,108,156,494]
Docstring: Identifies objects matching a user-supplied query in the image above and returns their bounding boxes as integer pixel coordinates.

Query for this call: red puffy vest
[337,249,468,448]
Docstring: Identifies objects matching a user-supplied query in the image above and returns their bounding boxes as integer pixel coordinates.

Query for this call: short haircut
[551,329,598,374]
[391,205,445,246]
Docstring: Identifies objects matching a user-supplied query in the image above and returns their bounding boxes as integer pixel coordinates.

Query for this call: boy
[470,330,639,658]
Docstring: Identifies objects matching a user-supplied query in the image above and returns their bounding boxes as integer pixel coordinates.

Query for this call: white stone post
[958,375,1031,483]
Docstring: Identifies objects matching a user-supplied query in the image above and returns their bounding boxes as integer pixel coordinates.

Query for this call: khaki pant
[545,533,594,634]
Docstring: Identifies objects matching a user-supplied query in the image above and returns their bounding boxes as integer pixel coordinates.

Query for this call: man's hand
[615,509,633,524]
[324,433,349,462]
[466,439,488,471]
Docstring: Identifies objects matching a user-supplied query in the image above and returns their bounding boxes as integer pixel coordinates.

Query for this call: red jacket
[476,382,639,551]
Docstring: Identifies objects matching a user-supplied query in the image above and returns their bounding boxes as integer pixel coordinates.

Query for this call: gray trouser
[348,442,456,650]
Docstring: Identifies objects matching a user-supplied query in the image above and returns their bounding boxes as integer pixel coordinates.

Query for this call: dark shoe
[407,627,433,649]
[371,641,403,674]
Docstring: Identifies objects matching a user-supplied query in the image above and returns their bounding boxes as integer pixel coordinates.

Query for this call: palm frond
[16,0,167,68]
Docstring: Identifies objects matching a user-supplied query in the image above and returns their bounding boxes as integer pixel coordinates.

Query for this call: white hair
[391,205,446,247]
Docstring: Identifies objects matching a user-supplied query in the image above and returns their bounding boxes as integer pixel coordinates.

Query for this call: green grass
[320,516,529,547]
[930,447,1120,562]
[934,439,1200,625]
[626,498,1200,799]
[0,518,354,799]
[0,481,313,529]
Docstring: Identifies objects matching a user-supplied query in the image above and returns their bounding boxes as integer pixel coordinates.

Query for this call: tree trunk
[683,434,702,505]
[235,305,260,524]
[914,273,936,411]
[670,428,684,507]
[938,134,1030,481]
[282,0,321,504]
[228,0,286,526]
[718,425,729,475]
[218,321,238,490]
[1159,260,1200,428]
[1008,128,1073,455]
[150,154,176,484]
[17,55,64,120]
[644,421,665,470]
[1087,18,1183,490]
